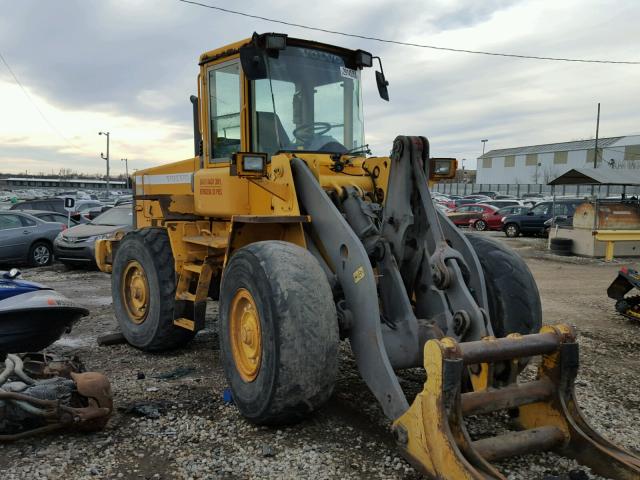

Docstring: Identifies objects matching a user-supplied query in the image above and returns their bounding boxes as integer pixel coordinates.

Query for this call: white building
[476,135,640,184]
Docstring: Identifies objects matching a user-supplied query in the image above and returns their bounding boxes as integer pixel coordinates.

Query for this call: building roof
[548,168,640,186]
[480,136,623,159]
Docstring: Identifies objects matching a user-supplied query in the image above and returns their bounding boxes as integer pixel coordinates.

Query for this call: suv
[502,199,585,238]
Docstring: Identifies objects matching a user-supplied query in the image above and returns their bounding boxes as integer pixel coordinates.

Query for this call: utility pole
[593,103,600,168]
[481,139,488,156]
[121,158,129,190]
[99,131,110,197]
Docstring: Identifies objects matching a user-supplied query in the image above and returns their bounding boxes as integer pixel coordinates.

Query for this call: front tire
[466,233,542,338]
[220,241,338,425]
[504,223,520,238]
[29,241,52,266]
[112,228,195,351]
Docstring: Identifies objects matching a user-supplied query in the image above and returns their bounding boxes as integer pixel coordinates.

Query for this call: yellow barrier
[594,230,640,261]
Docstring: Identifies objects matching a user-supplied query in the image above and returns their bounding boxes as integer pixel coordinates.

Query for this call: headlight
[501,217,507,223]
[86,234,110,242]
[55,232,63,241]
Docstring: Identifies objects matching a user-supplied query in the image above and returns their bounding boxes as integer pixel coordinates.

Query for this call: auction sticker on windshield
[340,66,357,80]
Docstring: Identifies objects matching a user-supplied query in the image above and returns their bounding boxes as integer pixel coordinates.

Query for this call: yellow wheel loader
[96,33,640,478]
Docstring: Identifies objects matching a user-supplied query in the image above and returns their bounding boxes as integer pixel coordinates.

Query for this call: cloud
[0,0,639,173]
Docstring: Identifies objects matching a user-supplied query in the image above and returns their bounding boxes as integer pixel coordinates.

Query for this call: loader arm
[291,136,494,418]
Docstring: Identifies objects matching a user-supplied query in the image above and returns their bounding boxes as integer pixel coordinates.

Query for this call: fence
[433,183,640,198]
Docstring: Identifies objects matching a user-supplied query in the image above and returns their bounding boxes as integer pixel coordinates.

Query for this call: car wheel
[474,219,488,231]
[29,242,52,266]
[504,223,520,238]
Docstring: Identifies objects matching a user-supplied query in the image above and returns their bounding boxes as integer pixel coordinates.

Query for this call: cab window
[209,61,241,162]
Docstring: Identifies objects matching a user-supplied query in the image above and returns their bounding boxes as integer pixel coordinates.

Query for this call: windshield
[252,46,365,156]
[92,207,133,226]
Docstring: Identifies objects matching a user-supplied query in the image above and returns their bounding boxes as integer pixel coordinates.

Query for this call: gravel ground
[1,233,638,479]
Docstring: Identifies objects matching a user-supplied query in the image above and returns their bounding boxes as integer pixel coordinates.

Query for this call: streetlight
[99,131,110,197]
[481,139,488,155]
[121,158,129,190]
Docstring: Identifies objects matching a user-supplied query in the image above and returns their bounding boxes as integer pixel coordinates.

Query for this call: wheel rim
[121,260,150,324]
[33,245,50,265]
[476,221,486,231]
[229,288,262,382]
[507,225,517,236]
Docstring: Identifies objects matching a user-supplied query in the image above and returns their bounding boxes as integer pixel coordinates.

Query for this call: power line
[178,0,640,65]
[0,50,90,155]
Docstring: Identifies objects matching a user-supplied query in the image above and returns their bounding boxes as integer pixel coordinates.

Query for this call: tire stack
[549,238,573,256]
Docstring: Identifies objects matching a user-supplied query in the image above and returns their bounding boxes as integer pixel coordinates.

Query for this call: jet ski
[0,269,89,355]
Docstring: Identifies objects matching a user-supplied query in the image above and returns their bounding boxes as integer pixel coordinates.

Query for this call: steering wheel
[292,122,332,142]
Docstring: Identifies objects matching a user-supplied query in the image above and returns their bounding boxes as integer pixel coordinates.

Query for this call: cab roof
[198,33,364,65]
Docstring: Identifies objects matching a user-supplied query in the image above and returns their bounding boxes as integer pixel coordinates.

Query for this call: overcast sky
[1,0,639,176]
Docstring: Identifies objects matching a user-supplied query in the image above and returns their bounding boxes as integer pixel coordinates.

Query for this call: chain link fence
[433,183,640,198]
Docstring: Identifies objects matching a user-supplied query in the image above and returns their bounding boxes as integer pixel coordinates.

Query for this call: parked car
[53,206,133,267]
[22,209,80,227]
[476,191,499,199]
[502,199,585,238]
[455,196,491,207]
[447,204,498,227]
[478,199,525,208]
[11,198,99,223]
[0,211,65,266]
[469,205,529,231]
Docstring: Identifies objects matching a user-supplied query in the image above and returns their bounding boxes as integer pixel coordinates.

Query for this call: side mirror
[376,71,389,101]
[373,56,389,101]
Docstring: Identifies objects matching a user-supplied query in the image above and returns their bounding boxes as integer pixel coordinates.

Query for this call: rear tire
[220,241,338,425]
[474,219,488,231]
[29,241,52,267]
[112,228,195,351]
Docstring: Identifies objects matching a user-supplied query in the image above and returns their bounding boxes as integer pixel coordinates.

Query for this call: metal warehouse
[477,134,640,184]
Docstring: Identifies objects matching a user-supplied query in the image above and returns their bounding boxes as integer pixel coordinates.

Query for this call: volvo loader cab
[96,33,640,479]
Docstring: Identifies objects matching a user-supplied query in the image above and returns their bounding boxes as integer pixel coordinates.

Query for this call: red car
[446,204,498,227]
[469,205,531,231]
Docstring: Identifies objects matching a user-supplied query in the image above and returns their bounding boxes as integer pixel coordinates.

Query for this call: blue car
[502,199,584,238]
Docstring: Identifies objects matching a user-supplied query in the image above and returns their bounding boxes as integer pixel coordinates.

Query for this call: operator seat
[256,111,291,156]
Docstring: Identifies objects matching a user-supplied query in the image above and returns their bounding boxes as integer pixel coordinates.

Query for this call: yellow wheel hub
[122,260,150,324]
[229,288,262,382]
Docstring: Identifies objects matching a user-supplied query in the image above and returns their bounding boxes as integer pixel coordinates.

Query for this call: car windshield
[91,208,132,226]
[252,46,365,155]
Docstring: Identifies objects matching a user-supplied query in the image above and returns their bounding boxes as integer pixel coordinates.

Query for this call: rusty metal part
[0,355,113,441]
[462,378,554,416]
[392,323,640,479]
[473,426,566,461]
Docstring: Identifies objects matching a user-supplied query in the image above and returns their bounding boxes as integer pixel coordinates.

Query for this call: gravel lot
[1,232,639,479]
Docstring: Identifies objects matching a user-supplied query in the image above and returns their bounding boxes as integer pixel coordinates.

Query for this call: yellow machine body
[95,34,639,480]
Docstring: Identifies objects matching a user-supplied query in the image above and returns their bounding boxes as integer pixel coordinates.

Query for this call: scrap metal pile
[0,352,112,441]
[608,266,640,321]
[0,268,112,441]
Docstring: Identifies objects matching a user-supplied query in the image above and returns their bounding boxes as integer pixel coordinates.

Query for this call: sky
[0,0,639,176]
